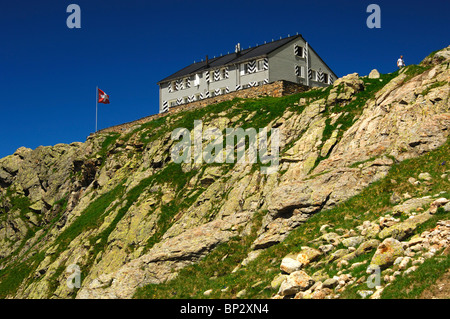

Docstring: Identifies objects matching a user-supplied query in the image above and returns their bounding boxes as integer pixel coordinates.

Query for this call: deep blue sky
[0,0,449,158]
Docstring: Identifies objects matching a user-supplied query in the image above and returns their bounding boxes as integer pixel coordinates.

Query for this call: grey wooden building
[157,34,337,113]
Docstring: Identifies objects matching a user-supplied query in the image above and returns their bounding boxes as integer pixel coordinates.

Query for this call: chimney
[205,55,209,67]
[235,43,241,54]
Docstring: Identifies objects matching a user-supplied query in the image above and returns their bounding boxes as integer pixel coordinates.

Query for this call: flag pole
[95,86,98,132]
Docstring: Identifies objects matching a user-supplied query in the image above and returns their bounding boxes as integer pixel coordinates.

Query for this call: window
[240,60,264,75]
[211,68,227,82]
[311,70,317,81]
[171,82,177,91]
[169,100,177,107]
[184,78,190,89]
[295,65,306,78]
[323,73,329,84]
[257,60,264,72]
[240,63,247,76]
[195,94,200,101]
[194,73,201,86]
[295,45,304,58]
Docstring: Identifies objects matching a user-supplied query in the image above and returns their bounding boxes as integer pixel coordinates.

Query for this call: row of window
[167,52,331,93]
[168,78,190,92]
[242,80,267,88]
[211,68,228,82]
[168,87,229,107]
[168,58,268,93]
[168,68,228,92]
[240,58,267,75]
[295,65,330,83]
[167,77,268,107]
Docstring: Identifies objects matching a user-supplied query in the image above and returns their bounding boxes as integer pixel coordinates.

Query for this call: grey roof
[157,35,304,84]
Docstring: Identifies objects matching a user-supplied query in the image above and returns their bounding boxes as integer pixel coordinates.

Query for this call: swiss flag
[98,88,110,104]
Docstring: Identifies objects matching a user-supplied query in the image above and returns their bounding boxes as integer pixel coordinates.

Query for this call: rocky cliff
[0,46,449,299]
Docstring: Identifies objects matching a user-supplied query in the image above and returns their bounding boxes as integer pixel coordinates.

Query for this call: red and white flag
[98,88,110,104]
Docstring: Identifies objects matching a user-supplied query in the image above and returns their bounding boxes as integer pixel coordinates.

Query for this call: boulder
[271,274,288,290]
[278,270,315,296]
[421,45,450,66]
[418,172,432,181]
[358,221,380,239]
[342,236,365,248]
[330,249,350,261]
[280,257,303,274]
[443,202,450,212]
[296,246,322,265]
[327,73,365,105]
[389,192,402,205]
[355,239,380,256]
[370,238,404,269]
[0,155,21,175]
[429,198,449,213]
[378,212,433,240]
[321,232,341,246]
[368,69,380,79]
[322,277,338,289]
[203,289,213,296]
[320,130,339,157]
[391,196,434,216]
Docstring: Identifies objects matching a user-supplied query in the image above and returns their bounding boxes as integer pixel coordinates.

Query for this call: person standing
[397,55,405,69]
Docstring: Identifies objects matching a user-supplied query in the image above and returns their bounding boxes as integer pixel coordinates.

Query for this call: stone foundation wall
[97,80,308,134]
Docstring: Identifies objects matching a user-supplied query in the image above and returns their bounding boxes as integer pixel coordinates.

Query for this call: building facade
[157,34,337,113]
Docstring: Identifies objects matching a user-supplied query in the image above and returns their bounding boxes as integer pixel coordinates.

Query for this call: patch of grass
[349,156,379,168]
[0,251,45,299]
[139,116,168,145]
[402,64,432,81]
[421,81,447,96]
[5,186,32,217]
[381,250,450,299]
[53,181,126,253]
[134,209,267,299]
[98,133,120,159]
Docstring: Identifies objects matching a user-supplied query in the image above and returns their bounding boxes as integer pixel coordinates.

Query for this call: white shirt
[397,58,405,67]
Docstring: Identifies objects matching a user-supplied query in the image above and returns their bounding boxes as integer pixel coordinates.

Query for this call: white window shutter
[240,63,245,76]
[194,74,200,86]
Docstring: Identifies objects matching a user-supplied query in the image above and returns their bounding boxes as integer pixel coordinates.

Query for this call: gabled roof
[157,34,304,84]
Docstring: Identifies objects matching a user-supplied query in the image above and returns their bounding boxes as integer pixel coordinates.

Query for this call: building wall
[159,61,270,113]
[268,39,306,84]
[160,66,237,113]
[239,69,269,86]
[268,38,336,88]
